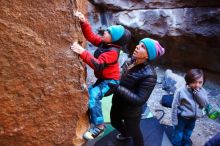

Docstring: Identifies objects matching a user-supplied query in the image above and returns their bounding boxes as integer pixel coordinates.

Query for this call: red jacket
[79,21,120,80]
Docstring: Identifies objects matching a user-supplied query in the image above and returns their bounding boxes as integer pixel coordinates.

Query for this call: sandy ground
[148,66,220,146]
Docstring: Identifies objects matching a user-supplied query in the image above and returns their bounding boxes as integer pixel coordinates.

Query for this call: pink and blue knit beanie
[139,38,165,61]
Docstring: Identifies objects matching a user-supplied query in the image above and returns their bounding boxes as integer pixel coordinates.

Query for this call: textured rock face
[91,0,220,10]
[89,0,220,73]
[0,0,88,146]
[113,8,220,37]
[112,8,220,72]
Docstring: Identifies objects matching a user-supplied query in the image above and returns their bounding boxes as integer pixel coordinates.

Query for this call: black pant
[110,106,144,146]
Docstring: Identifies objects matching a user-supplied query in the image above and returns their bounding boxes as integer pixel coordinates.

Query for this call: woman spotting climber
[109,38,165,146]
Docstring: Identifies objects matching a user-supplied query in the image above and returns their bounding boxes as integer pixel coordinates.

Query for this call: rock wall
[90,0,220,10]
[0,0,89,146]
[89,0,220,73]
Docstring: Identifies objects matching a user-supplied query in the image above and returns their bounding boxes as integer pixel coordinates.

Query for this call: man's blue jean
[88,79,119,126]
[172,115,196,146]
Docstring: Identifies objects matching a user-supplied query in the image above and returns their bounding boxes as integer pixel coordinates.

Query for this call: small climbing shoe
[83,126,105,140]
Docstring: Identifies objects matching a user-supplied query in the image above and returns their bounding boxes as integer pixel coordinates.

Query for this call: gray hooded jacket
[171,85,208,125]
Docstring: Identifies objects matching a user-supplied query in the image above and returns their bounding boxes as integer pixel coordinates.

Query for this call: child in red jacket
[71,11,131,140]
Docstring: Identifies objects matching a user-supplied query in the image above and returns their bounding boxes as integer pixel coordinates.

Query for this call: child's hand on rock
[71,41,85,55]
[74,11,86,22]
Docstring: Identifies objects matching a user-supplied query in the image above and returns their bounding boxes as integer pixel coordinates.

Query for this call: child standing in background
[71,11,131,140]
[171,69,209,146]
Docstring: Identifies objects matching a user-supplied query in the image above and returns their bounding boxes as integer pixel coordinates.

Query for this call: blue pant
[172,115,196,146]
[88,79,119,126]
